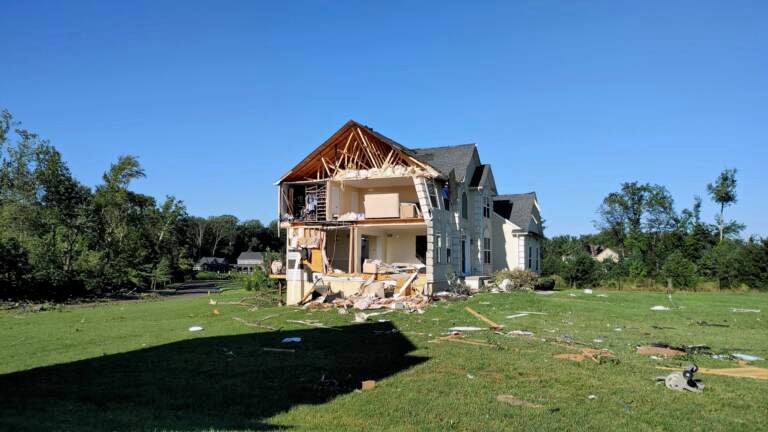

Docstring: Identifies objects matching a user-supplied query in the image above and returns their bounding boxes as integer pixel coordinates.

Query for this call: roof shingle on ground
[409,143,477,181]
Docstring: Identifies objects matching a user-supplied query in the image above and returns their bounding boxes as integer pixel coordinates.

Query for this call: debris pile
[298,262,434,312]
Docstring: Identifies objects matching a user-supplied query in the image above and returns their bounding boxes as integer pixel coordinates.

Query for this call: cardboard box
[362,259,378,274]
[400,203,418,218]
[363,193,400,218]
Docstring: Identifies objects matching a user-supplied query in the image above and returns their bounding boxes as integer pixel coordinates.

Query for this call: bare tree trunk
[719,203,724,242]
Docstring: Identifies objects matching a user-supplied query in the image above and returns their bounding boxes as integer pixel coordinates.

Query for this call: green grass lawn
[1,289,767,431]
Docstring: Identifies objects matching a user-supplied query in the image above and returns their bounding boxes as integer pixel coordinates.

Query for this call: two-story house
[276,121,542,304]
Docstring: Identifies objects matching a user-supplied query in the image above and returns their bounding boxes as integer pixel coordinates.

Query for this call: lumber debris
[554,348,615,363]
[656,363,768,380]
[465,307,504,331]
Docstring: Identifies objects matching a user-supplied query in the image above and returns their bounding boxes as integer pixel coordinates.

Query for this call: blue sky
[1,1,766,236]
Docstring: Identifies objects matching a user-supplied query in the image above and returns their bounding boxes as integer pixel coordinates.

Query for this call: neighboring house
[589,245,620,263]
[275,120,544,304]
[236,251,265,271]
[193,257,229,272]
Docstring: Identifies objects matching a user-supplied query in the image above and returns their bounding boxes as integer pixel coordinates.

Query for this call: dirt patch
[636,345,685,357]
[554,348,615,363]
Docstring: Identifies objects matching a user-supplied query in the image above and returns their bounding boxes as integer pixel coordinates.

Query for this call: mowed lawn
[1,289,766,431]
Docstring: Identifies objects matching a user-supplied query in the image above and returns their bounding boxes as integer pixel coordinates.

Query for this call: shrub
[561,252,598,288]
[661,251,697,289]
[493,269,538,290]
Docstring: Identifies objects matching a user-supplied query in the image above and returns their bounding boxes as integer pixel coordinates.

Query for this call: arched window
[461,192,468,219]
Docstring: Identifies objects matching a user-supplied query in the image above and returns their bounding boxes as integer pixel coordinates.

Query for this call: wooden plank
[465,307,505,331]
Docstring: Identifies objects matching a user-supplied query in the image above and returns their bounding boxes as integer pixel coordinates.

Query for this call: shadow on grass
[0,321,427,431]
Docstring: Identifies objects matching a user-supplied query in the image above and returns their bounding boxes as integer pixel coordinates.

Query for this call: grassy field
[1,289,766,431]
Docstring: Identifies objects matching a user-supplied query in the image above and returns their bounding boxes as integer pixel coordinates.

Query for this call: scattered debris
[496,394,542,408]
[467,374,475,379]
[587,394,597,400]
[286,319,341,331]
[448,326,485,332]
[534,291,556,296]
[656,363,768,380]
[506,330,534,337]
[433,291,469,301]
[732,353,763,362]
[650,305,671,311]
[583,289,593,294]
[568,293,577,297]
[188,326,203,332]
[596,294,608,298]
[554,348,615,363]
[361,380,376,391]
[637,345,685,357]
[281,337,302,343]
[593,338,604,343]
[516,311,547,315]
[730,308,760,313]
[233,315,279,331]
[695,321,729,327]
[506,313,530,319]
[656,364,704,392]
[465,307,504,331]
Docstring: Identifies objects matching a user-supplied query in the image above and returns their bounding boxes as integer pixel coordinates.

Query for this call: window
[442,183,450,210]
[483,195,491,218]
[461,192,468,219]
[446,246,452,264]
[429,181,440,209]
[535,247,539,272]
[436,234,442,264]
[483,237,491,264]
[528,246,532,269]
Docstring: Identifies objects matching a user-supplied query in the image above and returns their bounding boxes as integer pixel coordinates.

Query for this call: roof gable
[493,192,541,235]
[277,120,440,183]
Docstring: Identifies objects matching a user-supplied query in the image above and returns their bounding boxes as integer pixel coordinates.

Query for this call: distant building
[586,245,620,263]
[236,251,265,272]
[193,257,229,272]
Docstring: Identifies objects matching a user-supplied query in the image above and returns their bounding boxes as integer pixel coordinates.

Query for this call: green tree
[707,168,738,242]
[661,251,696,289]
[699,240,742,289]
[561,252,598,288]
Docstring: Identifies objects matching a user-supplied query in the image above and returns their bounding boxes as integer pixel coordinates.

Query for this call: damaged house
[276,121,543,305]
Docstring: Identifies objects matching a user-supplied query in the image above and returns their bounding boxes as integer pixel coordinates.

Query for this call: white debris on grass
[650,305,671,311]
[587,395,597,400]
[188,326,203,332]
[596,294,608,298]
[732,353,763,362]
[449,326,485,332]
[583,289,593,294]
[516,311,547,315]
[730,308,761,313]
[506,313,530,319]
[506,330,534,337]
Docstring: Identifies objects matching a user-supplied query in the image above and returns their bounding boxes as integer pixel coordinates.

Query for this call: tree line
[542,172,768,290]
[0,109,282,300]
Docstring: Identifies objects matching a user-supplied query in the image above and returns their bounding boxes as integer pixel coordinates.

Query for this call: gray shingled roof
[237,251,264,261]
[493,192,540,234]
[409,144,477,181]
[468,164,490,188]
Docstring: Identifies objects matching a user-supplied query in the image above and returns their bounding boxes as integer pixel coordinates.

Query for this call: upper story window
[461,192,468,219]
[483,237,491,264]
[442,183,450,210]
[483,195,491,218]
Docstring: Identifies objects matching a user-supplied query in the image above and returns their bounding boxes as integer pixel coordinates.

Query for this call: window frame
[483,237,491,264]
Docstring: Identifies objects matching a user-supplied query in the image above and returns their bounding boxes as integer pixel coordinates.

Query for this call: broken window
[441,182,450,210]
[416,235,427,264]
[428,181,440,209]
[483,237,491,264]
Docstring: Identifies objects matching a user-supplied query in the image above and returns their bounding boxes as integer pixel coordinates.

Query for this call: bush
[493,269,538,290]
[233,268,275,291]
[561,252,598,288]
[661,251,697,289]
[534,276,556,291]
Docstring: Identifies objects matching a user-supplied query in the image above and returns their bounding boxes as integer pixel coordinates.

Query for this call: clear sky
[1,1,766,236]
